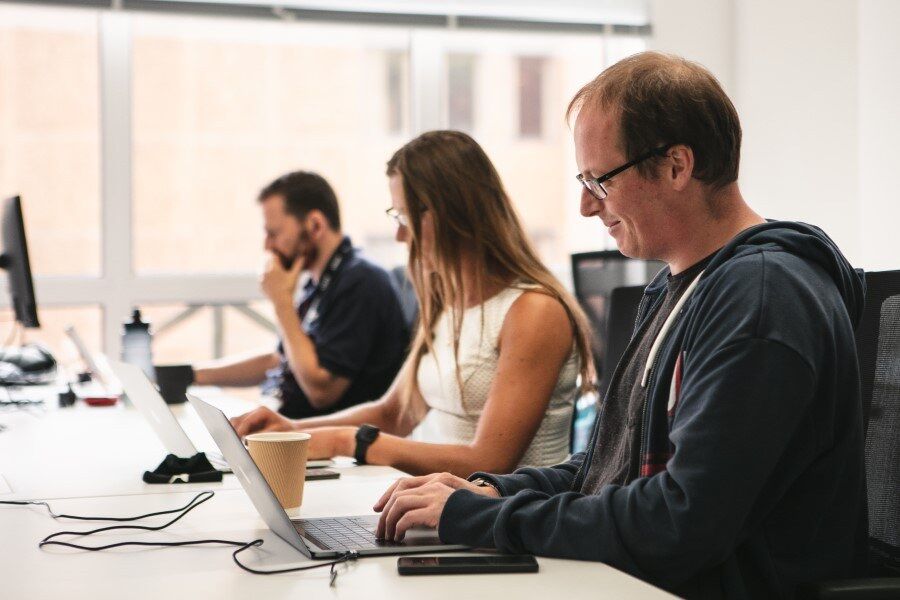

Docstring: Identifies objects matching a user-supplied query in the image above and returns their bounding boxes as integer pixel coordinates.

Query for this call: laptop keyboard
[294,516,397,551]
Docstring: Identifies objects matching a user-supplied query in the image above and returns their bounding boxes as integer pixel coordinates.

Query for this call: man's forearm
[194,351,279,387]
[273,299,340,406]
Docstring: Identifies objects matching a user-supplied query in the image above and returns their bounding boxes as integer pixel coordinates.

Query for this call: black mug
[154,364,194,404]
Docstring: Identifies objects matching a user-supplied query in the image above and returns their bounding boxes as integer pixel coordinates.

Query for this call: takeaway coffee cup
[245,432,310,510]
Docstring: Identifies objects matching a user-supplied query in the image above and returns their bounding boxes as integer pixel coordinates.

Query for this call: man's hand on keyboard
[373,472,500,542]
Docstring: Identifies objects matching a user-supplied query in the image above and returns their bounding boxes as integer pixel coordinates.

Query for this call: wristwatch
[470,477,500,496]
[354,424,380,465]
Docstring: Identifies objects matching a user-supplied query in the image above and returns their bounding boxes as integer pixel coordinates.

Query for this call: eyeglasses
[576,144,674,201]
[385,207,409,228]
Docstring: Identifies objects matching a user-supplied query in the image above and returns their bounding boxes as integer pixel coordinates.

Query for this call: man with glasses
[375,52,867,599]
[193,170,409,419]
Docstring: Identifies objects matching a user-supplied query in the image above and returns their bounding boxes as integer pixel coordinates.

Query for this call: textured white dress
[410,286,578,468]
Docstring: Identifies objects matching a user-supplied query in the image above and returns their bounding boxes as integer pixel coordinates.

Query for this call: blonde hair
[386,130,594,410]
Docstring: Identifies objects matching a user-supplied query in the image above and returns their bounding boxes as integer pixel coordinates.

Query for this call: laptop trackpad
[396,526,443,546]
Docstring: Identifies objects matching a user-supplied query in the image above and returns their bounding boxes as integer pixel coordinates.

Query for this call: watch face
[358,425,379,442]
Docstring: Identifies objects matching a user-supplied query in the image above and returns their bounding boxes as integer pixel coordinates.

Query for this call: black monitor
[0,196,39,328]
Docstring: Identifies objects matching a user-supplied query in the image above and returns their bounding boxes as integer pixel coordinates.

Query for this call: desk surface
[0,387,674,599]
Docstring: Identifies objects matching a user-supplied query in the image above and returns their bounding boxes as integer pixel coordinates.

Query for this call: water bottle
[121,308,155,383]
[572,390,599,453]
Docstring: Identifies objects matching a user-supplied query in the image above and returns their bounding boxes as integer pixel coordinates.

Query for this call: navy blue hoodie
[439,222,869,599]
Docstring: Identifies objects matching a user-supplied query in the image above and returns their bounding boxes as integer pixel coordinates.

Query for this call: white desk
[0,390,397,501]
[0,389,675,599]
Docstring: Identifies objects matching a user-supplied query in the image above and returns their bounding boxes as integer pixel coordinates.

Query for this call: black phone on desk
[305,469,339,481]
[397,555,538,575]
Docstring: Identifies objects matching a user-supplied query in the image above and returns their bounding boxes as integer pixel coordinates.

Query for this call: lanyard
[300,236,353,331]
[640,270,705,388]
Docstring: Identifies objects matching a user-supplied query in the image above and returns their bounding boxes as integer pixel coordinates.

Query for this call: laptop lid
[109,360,198,458]
[188,395,316,557]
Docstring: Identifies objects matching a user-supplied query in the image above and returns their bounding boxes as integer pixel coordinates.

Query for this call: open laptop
[189,394,467,558]
[109,360,232,471]
[109,360,333,473]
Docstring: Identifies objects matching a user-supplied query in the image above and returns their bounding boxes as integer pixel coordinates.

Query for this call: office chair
[799,269,900,599]
[389,265,419,334]
[598,285,646,398]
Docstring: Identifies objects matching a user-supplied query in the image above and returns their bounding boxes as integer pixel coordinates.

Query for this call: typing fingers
[380,492,429,541]
[393,507,437,542]
[373,475,431,512]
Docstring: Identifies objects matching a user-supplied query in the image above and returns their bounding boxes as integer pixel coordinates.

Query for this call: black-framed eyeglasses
[576,144,674,201]
[385,207,409,228]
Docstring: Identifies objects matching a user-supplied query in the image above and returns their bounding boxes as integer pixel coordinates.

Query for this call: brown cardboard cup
[245,432,310,510]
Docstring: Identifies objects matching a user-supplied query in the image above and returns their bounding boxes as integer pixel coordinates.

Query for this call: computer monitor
[0,196,39,328]
[570,250,665,382]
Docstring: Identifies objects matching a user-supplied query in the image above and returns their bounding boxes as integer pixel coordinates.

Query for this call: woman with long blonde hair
[231,131,593,477]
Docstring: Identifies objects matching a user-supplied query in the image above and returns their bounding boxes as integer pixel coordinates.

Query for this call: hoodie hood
[644,220,865,329]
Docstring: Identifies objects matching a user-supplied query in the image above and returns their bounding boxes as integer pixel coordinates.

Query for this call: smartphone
[397,555,538,576]
[305,469,339,481]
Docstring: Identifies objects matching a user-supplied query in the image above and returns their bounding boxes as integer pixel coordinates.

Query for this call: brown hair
[386,130,594,409]
[567,51,741,190]
[258,170,341,230]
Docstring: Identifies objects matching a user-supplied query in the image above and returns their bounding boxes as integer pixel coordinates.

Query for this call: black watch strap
[354,424,380,465]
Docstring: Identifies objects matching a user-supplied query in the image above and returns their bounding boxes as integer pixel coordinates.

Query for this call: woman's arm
[229,360,428,437]
[312,291,575,477]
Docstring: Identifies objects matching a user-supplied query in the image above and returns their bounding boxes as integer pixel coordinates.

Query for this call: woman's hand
[229,406,295,437]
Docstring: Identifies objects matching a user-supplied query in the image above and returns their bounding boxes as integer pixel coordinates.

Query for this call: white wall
[859,0,900,271]
[649,0,734,93]
[735,1,859,263]
[650,0,900,271]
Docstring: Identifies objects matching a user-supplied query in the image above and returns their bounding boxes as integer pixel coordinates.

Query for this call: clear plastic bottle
[121,308,155,383]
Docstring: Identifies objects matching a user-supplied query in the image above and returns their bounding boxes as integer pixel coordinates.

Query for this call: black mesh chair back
[856,270,900,575]
[570,250,664,384]
[599,285,646,399]
[389,265,419,334]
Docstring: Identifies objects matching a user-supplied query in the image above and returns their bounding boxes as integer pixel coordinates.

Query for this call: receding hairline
[566,52,701,125]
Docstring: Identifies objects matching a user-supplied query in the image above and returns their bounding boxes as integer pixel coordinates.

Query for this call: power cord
[1,491,358,584]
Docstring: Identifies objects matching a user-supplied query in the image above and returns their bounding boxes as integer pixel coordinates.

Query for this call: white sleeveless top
[410,286,578,468]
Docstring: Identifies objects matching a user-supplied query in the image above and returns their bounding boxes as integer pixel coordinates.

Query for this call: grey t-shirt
[580,254,712,495]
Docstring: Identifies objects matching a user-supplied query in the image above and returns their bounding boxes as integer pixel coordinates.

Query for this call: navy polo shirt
[264,239,410,419]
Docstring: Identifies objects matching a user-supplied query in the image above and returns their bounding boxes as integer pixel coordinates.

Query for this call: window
[439,30,624,265]
[0,305,102,370]
[386,50,408,135]
[141,302,276,365]
[518,56,545,138]
[131,15,411,274]
[0,3,649,360]
[0,5,101,277]
[447,53,476,132]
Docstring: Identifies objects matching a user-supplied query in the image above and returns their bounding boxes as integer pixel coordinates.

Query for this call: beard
[286,226,317,270]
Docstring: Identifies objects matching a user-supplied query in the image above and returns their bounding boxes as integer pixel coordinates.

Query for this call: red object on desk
[83,395,119,407]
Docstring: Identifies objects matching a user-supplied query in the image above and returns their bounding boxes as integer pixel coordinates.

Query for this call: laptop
[109,360,231,471]
[189,394,467,558]
[109,360,333,473]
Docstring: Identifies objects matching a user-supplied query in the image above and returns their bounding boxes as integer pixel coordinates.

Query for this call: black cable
[3,490,357,584]
[1,489,215,521]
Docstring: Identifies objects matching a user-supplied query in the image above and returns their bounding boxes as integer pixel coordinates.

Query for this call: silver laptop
[189,395,467,559]
[109,360,231,471]
[109,360,337,473]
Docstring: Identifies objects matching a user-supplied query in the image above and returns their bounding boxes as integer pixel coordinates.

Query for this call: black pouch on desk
[142,453,223,484]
